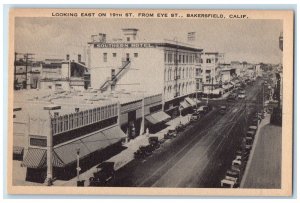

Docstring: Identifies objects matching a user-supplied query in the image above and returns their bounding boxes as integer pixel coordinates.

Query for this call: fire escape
[100,60,131,92]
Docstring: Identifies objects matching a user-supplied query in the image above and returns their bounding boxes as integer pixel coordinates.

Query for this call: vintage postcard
[7,8,293,196]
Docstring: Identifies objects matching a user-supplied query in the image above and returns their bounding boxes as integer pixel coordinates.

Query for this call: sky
[15,17,283,64]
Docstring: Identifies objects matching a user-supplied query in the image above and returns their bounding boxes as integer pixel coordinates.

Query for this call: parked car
[164,129,177,139]
[248,125,257,133]
[197,105,210,115]
[89,162,115,186]
[190,112,200,122]
[238,94,246,99]
[220,178,237,188]
[246,130,256,138]
[219,106,227,115]
[175,123,186,132]
[244,137,253,150]
[226,169,240,181]
[227,94,237,101]
[148,136,160,149]
[134,144,155,159]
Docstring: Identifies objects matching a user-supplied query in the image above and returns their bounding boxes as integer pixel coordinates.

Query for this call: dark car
[227,94,237,101]
[190,112,200,122]
[175,123,186,132]
[134,145,153,159]
[89,162,115,186]
[219,106,227,115]
[164,129,177,139]
[148,136,160,149]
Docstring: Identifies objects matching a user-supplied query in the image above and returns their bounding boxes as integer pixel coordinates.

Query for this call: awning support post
[45,115,53,186]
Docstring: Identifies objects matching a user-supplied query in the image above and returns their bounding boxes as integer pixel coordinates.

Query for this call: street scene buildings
[12,17,283,189]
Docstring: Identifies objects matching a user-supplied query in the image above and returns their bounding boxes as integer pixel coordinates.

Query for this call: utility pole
[14,52,17,83]
[24,53,35,89]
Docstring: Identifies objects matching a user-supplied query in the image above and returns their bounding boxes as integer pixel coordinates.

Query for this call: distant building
[14,59,42,90]
[39,55,90,91]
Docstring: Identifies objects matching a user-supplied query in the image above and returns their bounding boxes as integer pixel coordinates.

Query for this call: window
[113,53,117,57]
[103,53,107,62]
[127,37,130,42]
[206,59,211,63]
[134,53,138,58]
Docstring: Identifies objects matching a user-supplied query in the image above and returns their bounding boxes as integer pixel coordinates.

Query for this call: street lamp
[43,104,61,186]
[76,148,81,184]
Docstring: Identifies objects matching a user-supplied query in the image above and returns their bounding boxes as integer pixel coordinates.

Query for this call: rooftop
[13,89,153,121]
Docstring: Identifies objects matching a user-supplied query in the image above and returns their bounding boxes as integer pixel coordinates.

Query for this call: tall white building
[87,28,203,109]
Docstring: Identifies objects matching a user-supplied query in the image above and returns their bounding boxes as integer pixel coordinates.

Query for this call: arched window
[182,68,185,79]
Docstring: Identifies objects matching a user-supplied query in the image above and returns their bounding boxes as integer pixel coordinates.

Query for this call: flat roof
[13,89,155,120]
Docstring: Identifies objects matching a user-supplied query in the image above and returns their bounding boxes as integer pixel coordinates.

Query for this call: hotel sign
[94,43,156,48]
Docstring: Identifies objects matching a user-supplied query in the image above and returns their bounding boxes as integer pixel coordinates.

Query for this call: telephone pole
[23,53,35,89]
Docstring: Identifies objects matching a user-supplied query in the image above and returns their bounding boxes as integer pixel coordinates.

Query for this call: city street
[107,80,263,188]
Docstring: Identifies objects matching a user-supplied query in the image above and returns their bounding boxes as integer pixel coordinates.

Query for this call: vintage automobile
[197,105,210,115]
[248,125,258,133]
[134,145,154,159]
[148,136,160,149]
[175,123,186,132]
[227,93,237,101]
[246,130,256,138]
[89,162,115,186]
[220,178,237,188]
[164,129,177,139]
[190,112,200,122]
[219,106,227,115]
[238,93,246,99]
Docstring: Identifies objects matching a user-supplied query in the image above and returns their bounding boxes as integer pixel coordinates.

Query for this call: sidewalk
[54,114,191,186]
[241,113,282,188]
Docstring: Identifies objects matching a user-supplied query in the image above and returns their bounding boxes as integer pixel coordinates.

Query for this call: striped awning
[54,126,126,167]
[54,139,91,167]
[21,148,46,168]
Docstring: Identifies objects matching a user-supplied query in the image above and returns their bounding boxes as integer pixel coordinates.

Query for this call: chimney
[66,54,70,61]
[99,33,106,43]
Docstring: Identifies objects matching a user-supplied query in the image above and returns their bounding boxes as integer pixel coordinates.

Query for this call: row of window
[103,52,138,62]
[164,52,197,64]
[164,81,195,99]
[165,66,195,81]
[51,104,118,135]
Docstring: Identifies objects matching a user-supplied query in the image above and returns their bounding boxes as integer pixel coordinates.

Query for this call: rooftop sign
[94,43,155,48]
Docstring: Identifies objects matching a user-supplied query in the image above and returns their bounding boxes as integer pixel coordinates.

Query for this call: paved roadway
[107,80,263,188]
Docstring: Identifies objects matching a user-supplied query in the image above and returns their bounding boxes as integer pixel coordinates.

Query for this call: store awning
[21,148,46,168]
[146,111,171,125]
[81,131,111,152]
[180,100,191,109]
[13,146,24,155]
[151,111,171,122]
[54,140,90,167]
[145,115,160,125]
[185,97,196,106]
[102,126,127,145]
[54,126,126,167]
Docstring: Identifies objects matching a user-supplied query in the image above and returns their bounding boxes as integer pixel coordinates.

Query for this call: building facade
[87,29,203,106]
